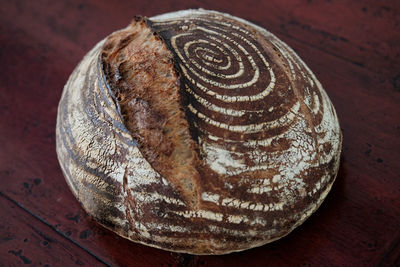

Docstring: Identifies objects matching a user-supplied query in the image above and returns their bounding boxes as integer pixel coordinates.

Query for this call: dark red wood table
[1,1,399,266]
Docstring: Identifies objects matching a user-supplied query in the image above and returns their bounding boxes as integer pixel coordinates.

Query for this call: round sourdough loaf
[56,9,342,255]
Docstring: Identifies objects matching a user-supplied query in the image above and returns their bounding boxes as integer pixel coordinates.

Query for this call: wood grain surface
[0,0,399,266]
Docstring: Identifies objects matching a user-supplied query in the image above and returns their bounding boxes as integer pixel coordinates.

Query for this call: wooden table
[1,1,399,266]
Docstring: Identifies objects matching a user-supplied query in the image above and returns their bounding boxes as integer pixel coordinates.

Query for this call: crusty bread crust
[56,9,342,255]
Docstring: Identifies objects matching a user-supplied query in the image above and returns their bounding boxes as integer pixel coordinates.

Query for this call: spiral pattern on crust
[150,15,303,176]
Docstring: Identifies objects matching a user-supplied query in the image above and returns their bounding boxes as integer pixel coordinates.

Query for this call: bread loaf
[56,9,342,255]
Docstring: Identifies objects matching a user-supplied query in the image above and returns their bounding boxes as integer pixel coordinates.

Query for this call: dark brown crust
[56,10,342,255]
[147,14,326,209]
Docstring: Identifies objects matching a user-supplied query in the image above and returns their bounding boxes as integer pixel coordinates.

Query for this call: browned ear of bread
[56,9,342,255]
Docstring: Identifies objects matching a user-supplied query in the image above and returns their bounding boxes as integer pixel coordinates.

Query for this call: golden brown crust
[102,17,202,208]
